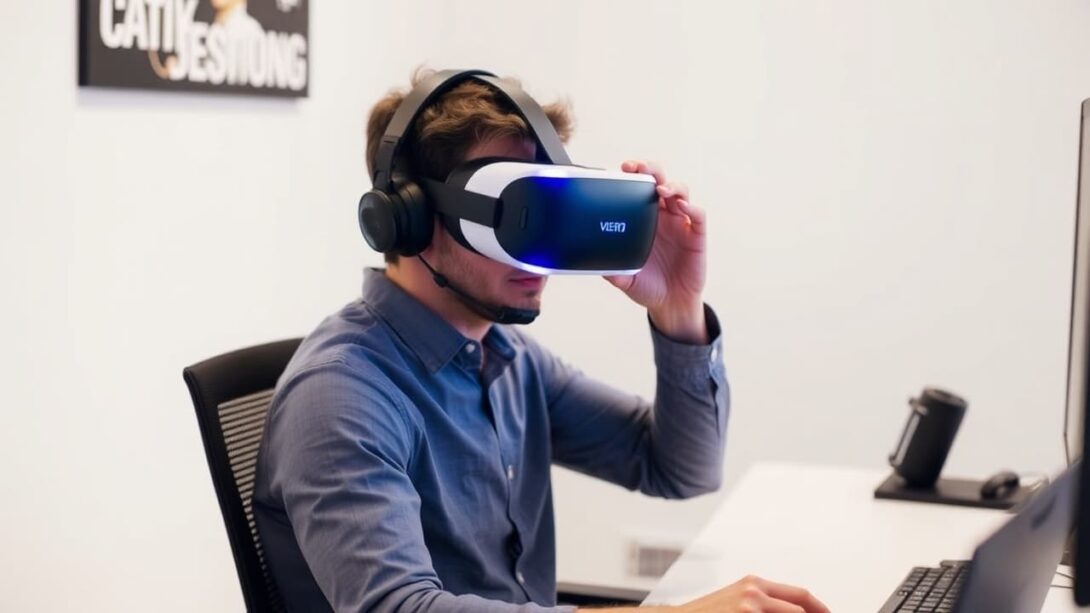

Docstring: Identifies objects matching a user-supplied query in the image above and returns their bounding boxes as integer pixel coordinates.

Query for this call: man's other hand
[674,575,831,612]
[593,574,831,613]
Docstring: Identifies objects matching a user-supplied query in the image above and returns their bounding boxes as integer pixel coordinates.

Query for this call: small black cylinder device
[888,387,967,488]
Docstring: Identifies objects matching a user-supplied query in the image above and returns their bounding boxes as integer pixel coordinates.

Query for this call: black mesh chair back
[183,338,302,613]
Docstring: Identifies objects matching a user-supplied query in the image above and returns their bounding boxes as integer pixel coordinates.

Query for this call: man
[252,70,829,613]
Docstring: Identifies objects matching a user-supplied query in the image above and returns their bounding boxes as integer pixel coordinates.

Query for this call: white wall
[3,1,1090,610]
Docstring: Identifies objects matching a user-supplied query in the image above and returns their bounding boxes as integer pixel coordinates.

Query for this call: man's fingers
[676,199,706,234]
[756,593,806,613]
[602,274,633,291]
[641,161,667,185]
[660,199,706,239]
[656,180,690,203]
[621,159,666,185]
[621,162,704,237]
[656,181,695,227]
[760,580,831,613]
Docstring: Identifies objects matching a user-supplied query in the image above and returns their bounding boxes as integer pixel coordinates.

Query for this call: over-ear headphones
[357,176,431,256]
[357,69,570,256]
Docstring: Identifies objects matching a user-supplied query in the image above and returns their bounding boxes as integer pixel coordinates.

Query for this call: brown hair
[365,68,575,263]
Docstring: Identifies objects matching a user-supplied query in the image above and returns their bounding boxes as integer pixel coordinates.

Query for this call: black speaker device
[874,387,1035,510]
[889,387,967,488]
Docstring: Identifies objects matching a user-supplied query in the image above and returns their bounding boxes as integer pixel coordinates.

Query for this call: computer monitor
[1066,100,1090,468]
[1070,98,1090,604]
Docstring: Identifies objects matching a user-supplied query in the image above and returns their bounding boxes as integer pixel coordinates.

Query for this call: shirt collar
[483,325,516,362]
[361,268,516,373]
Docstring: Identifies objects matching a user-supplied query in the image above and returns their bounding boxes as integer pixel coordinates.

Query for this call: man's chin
[497,278,544,303]
[500,295,542,313]
[504,296,542,311]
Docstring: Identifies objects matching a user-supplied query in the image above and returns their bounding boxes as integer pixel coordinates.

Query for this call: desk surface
[644,462,1084,612]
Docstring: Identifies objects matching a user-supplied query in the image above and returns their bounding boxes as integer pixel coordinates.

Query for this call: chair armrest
[556,581,649,607]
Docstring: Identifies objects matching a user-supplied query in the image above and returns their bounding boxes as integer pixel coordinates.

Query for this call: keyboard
[877,560,971,613]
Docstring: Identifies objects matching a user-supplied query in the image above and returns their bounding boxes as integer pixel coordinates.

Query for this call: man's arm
[262,365,827,613]
[540,159,725,496]
[566,160,828,612]
[261,360,573,613]
[527,306,728,498]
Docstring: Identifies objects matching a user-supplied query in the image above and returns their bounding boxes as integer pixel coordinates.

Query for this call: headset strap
[421,178,499,227]
[476,74,571,167]
[372,69,571,191]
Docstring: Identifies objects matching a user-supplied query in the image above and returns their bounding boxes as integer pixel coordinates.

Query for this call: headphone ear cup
[392,180,433,256]
[358,189,402,253]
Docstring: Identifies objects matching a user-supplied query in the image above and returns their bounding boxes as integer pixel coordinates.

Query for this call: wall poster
[79,0,309,98]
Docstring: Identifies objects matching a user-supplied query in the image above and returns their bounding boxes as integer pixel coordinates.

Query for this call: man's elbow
[679,470,723,498]
[647,464,723,499]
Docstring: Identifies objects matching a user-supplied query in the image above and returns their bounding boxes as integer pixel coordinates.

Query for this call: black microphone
[417,256,539,325]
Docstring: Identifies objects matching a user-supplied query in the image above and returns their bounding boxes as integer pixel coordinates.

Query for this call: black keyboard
[877,560,971,613]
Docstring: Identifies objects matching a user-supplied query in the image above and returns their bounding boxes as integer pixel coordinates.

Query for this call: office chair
[184,337,647,611]
[184,337,302,613]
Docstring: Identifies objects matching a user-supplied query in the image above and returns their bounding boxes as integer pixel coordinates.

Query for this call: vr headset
[358,69,659,275]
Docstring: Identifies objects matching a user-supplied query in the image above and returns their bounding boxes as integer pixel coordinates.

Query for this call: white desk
[644,462,1084,612]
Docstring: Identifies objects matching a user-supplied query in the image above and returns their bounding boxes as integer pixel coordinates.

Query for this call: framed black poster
[79,0,309,98]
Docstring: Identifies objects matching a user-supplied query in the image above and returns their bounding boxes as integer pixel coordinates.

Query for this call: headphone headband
[371,69,572,191]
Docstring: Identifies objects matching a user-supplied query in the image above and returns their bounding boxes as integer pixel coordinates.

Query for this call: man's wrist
[648,301,708,345]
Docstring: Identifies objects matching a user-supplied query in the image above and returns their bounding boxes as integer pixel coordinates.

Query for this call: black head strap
[371,69,571,191]
[420,178,499,227]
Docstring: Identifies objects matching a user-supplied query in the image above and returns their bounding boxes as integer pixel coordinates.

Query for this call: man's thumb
[603,275,634,291]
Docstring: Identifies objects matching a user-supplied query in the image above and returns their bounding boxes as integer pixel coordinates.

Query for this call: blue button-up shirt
[253,269,729,612]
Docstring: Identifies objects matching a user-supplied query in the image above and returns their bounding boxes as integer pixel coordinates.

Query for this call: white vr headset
[358,69,660,275]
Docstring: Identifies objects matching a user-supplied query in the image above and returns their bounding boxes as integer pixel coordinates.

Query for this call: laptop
[878,462,1077,613]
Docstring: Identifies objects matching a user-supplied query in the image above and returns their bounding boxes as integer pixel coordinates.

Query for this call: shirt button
[516,571,526,584]
[710,346,719,362]
[506,465,515,480]
[465,343,476,354]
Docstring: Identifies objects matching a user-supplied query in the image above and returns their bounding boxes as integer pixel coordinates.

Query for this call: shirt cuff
[649,303,724,375]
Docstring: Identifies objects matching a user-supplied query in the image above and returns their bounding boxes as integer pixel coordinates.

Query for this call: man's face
[424,134,548,315]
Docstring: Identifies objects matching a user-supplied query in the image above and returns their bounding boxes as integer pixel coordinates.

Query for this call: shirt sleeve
[540,304,729,498]
[260,359,575,613]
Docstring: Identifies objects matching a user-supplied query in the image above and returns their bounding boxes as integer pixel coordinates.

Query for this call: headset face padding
[357,177,432,256]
